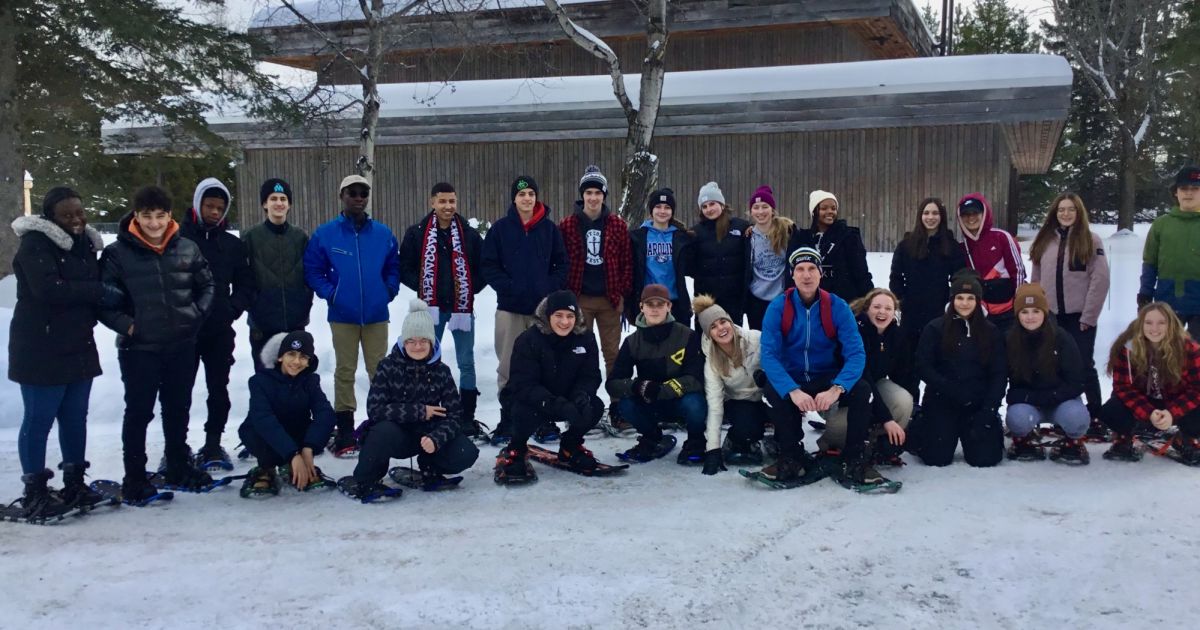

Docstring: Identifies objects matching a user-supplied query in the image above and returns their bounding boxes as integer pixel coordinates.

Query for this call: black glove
[980,277,1015,304]
[570,391,593,414]
[1137,293,1152,309]
[99,282,125,308]
[634,379,661,404]
[701,448,726,475]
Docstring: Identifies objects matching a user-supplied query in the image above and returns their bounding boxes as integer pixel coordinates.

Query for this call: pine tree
[955,0,1042,54]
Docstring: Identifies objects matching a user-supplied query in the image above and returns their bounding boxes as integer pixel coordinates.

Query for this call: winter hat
[260,178,292,205]
[1014,283,1050,315]
[578,165,608,197]
[544,290,580,317]
[788,246,823,269]
[41,186,81,219]
[277,330,315,360]
[1172,165,1200,193]
[808,190,837,214]
[640,284,671,304]
[958,197,986,216]
[511,175,539,201]
[200,186,229,206]
[698,181,725,208]
[693,294,731,335]
[750,185,776,209]
[950,269,983,301]
[648,188,676,214]
[400,298,437,344]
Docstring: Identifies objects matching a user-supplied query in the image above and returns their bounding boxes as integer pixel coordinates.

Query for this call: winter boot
[162,460,214,492]
[1007,433,1046,461]
[1102,434,1142,462]
[196,441,233,472]
[16,469,70,521]
[331,411,359,457]
[533,421,561,444]
[1084,418,1112,442]
[760,454,806,482]
[1169,432,1200,466]
[841,456,885,485]
[59,461,106,509]
[723,434,763,466]
[157,444,195,473]
[558,440,598,472]
[1050,437,1090,465]
[459,388,487,439]
[620,432,667,463]
[490,406,514,447]
[676,432,705,465]
[337,476,400,502]
[605,403,636,437]
[494,446,535,483]
[240,466,280,499]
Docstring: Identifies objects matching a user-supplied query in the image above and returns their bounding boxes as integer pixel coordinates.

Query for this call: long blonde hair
[1107,302,1192,387]
[748,214,794,255]
[693,294,744,377]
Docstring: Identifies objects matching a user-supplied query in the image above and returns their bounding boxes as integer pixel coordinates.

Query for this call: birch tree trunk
[0,0,24,277]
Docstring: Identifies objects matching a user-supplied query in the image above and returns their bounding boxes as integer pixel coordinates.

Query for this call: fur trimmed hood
[260,332,320,373]
[12,215,104,252]
[532,295,590,336]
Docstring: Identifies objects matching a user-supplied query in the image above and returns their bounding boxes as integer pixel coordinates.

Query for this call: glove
[99,282,126,308]
[1137,293,1152,309]
[570,391,593,414]
[701,448,726,475]
[980,278,1015,305]
[634,379,661,404]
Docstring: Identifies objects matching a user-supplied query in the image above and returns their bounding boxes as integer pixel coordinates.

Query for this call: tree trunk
[1118,132,1136,231]
[616,0,667,224]
[356,0,384,188]
[0,1,23,277]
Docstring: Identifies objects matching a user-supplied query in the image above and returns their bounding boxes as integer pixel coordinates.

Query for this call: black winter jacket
[364,343,462,450]
[607,316,705,400]
[8,216,105,385]
[180,209,254,330]
[239,334,336,459]
[399,212,487,309]
[242,220,313,334]
[481,203,567,315]
[689,216,749,317]
[1005,326,1085,408]
[792,219,874,303]
[98,213,215,352]
[916,315,1007,410]
[889,233,968,333]
[628,225,694,324]
[505,296,603,409]
[855,313,918,418]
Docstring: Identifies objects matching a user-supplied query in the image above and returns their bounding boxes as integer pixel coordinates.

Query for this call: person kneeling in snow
[237,331,336,497]
[343,300,480,499]
[495,290,606,481]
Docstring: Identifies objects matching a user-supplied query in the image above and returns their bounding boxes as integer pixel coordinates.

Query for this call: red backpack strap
[819,289,836,340]
[781,288,796,337]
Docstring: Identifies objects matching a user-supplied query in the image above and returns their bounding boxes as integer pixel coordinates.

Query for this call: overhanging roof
[103,54,1072,174]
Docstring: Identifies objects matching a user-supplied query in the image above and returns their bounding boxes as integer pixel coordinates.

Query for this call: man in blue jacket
[303,174,401,456]
[759,247,879,486]
[481,175,568,441]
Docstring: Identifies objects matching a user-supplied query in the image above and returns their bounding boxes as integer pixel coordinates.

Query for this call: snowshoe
[337,476,402,503]
[834,457,902,494]
[235,442,253,461]
[1103,436,1143,462]
[122,473,174,506]
[1048,437,1090,465]
[1084,418,1112,443]
[489,420,514,447]
[274,464,335,492]
[0,470,76,525]
[196,444,234,472]
[742,452,826,489]
[240,466,281,499]
[157,445,195,473]
[723,434,764,466]
[676,434,705,466]
[533,421,561,444]
[59,461,109,510]
[1165,433,1200,467]
[90,479,171,508]
[389,466,463,491]
[330,428,360,458]
[616,434,677,464]
[148,470,242,494]
[1007,434,1046,462]
[494,447,537,485]
[523,443,628,477]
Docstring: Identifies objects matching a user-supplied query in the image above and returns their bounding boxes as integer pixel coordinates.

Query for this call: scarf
[419,213,474,331]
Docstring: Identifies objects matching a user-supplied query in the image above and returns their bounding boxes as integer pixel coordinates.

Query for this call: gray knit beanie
[692,294,732,336]
[401,299,437,344]
[697,181,725,208]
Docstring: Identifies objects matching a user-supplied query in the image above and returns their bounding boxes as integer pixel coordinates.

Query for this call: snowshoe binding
[330,427,360,459]
[723,434,764,466]
[533,421,561,444]
[389,466,463,491]
[616,434,677,464]
[494,447,537,485]
[834,457,902,494]
[741,452,826,490]
[0,470,77,525]
[196,444,234,472]
[59,461,111,510]
[1048,437,1090,465]
[240,466,281,499]
[524,443,629,477]
[1102,435,1143,462]
[337,476,402,503]
[676,434,705,466]
[1007,434,1046,462]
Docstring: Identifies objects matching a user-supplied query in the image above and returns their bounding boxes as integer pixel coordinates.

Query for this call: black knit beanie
[260,178,292,205]
[511,175,539,201]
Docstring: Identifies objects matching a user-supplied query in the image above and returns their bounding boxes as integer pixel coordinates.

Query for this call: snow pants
[193,322,235,442]
[353,420,479,484]
[764,376,871,461]
[119,343,196,478]
[1006,399,1090,439]
[907,395,1003,467]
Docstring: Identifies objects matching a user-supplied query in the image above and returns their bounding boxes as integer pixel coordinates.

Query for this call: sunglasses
[343,188,370,199]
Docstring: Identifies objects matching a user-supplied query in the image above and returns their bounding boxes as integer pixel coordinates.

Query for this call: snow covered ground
[0,224,1196,629]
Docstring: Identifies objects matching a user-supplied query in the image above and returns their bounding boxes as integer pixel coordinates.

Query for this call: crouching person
[344,300,479,500]
[495,290,606,483]
[237,331,336,497]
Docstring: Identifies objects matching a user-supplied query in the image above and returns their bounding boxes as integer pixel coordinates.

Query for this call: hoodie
[957,193,1026,317]
[1139,207,1200,316]
[181,178,255,327]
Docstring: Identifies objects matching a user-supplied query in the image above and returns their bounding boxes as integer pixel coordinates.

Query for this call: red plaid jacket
[1111,340,1200,422]
[559,210,632,309]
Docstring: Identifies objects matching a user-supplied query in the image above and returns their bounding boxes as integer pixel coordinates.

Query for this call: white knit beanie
[808,190,838,221]
[400,298,436,344]
[697,181,725,208]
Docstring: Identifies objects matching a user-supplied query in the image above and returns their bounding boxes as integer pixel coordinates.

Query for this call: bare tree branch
[542,0,636,121]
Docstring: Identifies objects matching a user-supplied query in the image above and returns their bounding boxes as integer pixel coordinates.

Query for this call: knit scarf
[419,213,473,331]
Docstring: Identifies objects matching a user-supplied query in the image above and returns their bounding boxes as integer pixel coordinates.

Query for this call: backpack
[780,288,837,340]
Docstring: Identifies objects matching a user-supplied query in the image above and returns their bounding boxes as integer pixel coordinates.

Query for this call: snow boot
[760,453,807,482]
[490,406,514,447]
[157,444,194,473]
[533,421,561,444]
[1102,434,1142,462]
[619,433,668,463]
[841,457,884,485]
[58,461,106,509]
[196,443,233,472]
[604,403,637,437]
[459,388,489,440]
[676,432,705,466]
[1169,432,1200,466]
[15,469,71,521]
[494,446,536,483]
[558,441,599,473]
[723,434,763,466]
[337,476,401,502]
[1007,433,1046,461]
[1049,437,1090,465]
[162,461,214,492]
[240,466,280,498]
[1085,418,1112,443]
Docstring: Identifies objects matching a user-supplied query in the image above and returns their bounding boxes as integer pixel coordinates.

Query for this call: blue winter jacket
[759,289,866,395]
[303,214,401,324]
[481,203,568,315]
[641,220,679,298]
[238,354,336,461]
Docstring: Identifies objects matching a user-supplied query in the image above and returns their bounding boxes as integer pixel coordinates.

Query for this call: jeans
[434,311,476,391]
[616,392,707,438]
[1005,399,1090,439]
[18,380,93,474]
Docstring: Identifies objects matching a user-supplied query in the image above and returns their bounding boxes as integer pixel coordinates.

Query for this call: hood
[390,338,443,365]
[956,193,994,241]
[1168,207,1200,219]
[117,211,180,254]
[259,332,320,374]
[506,201,550,224]
[532,295,591,336]
[634,312,677,328]
[640,219,678,234]
[573,200,609,219]
[190,177,232,230]
[12,215,103,252]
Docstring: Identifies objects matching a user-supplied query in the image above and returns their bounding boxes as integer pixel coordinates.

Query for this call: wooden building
[105,0,1071,250]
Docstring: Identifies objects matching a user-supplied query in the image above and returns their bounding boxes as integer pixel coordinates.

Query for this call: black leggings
[1098,397,1200,438]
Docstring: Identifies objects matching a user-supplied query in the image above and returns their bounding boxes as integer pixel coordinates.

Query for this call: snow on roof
[250,0,602,29]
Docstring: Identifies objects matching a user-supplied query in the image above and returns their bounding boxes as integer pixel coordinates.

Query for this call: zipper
[355,227,365,326]
[802,296,811,381]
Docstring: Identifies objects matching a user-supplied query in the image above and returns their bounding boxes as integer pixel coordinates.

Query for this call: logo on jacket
[573,346,586,354]
[729,229,742,236]
[670,348,685,365]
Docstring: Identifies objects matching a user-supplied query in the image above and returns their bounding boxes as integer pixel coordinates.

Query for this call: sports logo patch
[273,183,285,193]
[290,340,302,350]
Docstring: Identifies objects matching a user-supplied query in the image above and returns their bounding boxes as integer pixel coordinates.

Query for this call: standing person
[889,197,967,363]
[481,175,568,443]
[692,294,767,475]
[303,174,401,457]
[1139,165,1200,334]
[495,290,607,482]
[242,178,313,375]
[1004,284,1090,464]
[956,193,1025,334]
[344,300,479,498]
[399,182,487,437]
[908,270,1006,467]
[629,188,694,326]
[688,181,749,327]
[559,165,632,376]
[98,186,216,500]
[607,285,707,464]
[7,187,115,519]
[236,331,336,498]
[815,289,915,465]
[1100,303,1200,465]
[180,177,255,471]
[796,190,873,303]
[742,185,796,330]
[756,247,880,487]
[1028,192,1110,438]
